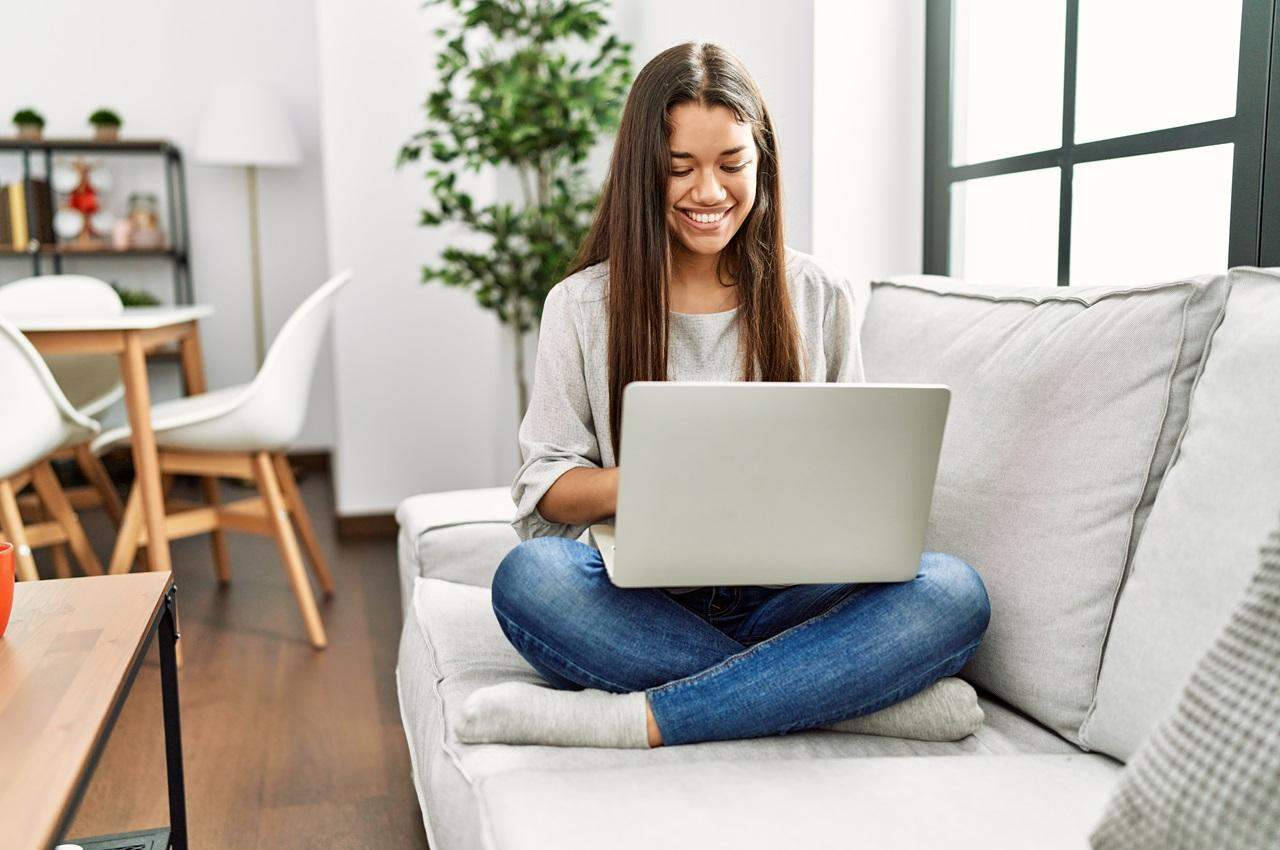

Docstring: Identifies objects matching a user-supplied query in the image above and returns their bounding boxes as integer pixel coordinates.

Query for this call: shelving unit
[0,137,193,304]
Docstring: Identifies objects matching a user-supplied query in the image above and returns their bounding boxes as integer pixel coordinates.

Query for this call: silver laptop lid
[610,383,950,587]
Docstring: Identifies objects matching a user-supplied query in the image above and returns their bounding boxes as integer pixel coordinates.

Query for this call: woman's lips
[677,206,733,231]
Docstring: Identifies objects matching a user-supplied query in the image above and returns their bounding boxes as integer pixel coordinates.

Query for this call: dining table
[15,304,215,575]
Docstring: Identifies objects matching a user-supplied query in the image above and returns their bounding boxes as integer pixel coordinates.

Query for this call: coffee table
[0,572,187,850]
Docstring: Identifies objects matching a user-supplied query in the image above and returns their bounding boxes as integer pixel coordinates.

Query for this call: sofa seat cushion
[862,274,1228,741]
[395,487,518,615]
[481,755,1120,850]
[397,578,1089,850]
[1082,267,1280,760]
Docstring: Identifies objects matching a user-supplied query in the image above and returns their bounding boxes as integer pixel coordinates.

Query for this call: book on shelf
[1,179,54,252]
[0,188,9,247]
[3,183,24,250]
[27,179,54,245]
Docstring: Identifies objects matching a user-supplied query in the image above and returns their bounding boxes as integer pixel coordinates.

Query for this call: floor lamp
[194,81,301,367]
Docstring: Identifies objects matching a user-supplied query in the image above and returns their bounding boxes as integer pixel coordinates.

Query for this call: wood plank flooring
[58,470,429,848]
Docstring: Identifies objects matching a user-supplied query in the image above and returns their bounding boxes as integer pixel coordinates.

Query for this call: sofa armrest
[396,487,519,617]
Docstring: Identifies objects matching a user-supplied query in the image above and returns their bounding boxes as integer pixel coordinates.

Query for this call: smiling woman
[570,42,805,462]
[447,40,993,753]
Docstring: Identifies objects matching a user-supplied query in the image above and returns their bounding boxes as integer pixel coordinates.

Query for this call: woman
[459,42,991,749]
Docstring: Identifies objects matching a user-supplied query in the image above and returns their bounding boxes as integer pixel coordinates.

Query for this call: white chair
[0,275,126,524]
[98,270,353,649]
[0,313,106,581]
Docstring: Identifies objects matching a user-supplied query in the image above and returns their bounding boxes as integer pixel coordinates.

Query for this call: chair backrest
[0,275,125,417]
[232,270,353,448]
[0,275,123,319]
[0,314,89,479]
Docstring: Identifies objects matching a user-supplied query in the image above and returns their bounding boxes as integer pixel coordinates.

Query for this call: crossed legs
[465,536,990,747]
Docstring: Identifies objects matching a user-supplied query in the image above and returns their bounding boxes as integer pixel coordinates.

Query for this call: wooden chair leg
[110,485,146,575]
[31,500,71,578]
[31,461,104,577]
[50,544,72,578]
[0,478,39,581]
[200,476,232,585]
[253,452,327,649]
[272,454,334,598]
[74,444,123,526]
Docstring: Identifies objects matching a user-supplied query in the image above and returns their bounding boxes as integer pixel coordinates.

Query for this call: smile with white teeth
[681,208,728,224]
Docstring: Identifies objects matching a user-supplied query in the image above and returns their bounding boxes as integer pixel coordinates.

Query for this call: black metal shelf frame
[0,138,193,303]
[924,0,1280,282]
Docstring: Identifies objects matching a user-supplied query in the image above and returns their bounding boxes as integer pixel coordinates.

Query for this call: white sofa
[395,267,1280,849]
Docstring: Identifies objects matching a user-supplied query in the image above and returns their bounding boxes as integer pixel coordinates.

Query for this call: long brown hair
[568,42,803,460]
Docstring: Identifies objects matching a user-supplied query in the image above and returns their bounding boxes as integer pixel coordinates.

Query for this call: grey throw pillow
[1090,521,1280,849]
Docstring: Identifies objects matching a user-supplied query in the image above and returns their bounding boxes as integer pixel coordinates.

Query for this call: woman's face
[665,102,758,259]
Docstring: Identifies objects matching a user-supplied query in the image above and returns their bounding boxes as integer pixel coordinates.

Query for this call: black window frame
[924,0,1280,283]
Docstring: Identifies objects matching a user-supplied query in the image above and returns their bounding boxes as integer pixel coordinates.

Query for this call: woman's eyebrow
[669,145,748,159]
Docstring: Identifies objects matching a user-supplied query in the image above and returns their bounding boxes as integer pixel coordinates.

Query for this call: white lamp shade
[194,81,302,168]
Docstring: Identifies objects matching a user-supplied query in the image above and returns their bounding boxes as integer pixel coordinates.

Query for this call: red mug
[0,541,13,638]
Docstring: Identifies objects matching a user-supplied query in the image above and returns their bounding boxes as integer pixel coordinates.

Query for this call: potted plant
[399,0,631,418]
[12,108,44,140]
[88,108,123,141]
[110,282,161,307]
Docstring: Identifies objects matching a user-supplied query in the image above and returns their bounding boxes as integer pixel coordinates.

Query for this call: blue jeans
[490,537,991,746]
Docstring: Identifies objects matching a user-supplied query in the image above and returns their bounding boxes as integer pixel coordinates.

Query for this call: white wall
[316,0,515,517]
[0,0,335,449]
[812,0,926,283]
[318,0,923,517]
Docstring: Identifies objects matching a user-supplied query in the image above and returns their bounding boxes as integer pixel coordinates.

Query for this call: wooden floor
[60,469,430,848]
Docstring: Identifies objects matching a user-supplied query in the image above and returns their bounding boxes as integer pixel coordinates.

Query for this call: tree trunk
[513,319,529,421]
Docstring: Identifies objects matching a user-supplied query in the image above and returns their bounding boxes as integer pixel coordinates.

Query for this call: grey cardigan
[511,248,866,542]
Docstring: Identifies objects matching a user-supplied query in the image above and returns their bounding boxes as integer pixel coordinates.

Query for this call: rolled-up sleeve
[511,284,600,540]
[824,277,867,383]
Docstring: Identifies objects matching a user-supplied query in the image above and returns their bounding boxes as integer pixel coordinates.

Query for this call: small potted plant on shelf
[110,282,160,307]
[12,108,45,140]
[88,108,123,141]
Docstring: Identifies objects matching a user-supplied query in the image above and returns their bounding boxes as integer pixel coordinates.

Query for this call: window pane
[1075,0,1241,143]
[1070,144,1233,285]
[952,0,1065,165]
[951,168,1061,285]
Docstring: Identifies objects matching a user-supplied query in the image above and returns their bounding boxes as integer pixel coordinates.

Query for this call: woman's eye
[671,168,693,177]
[722,162,750,173]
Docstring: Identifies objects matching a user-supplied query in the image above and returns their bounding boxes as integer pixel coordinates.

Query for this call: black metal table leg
[157,588,188,850]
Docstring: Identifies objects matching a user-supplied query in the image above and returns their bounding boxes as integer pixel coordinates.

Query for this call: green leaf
[401,0,631,326]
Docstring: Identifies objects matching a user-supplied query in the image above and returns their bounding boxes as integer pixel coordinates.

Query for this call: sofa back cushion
[861,274,1227,740]
[1080,267,1280,760]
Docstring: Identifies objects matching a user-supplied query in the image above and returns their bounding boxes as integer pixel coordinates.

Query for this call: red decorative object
[54,160,112,246]
[0,542,13,639]
[68,169,100,217]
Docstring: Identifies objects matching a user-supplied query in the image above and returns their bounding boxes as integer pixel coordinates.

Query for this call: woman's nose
[691,169,727,205]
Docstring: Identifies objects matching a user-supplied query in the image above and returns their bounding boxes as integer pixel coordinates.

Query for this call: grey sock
[457,681,650,748]
[823,678,984,741]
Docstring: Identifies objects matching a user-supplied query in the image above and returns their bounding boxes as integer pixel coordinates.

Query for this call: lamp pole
[245,164,265,367]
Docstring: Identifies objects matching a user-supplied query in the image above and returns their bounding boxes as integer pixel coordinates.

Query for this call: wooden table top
[0,572,173,850]
[12,305,213,332]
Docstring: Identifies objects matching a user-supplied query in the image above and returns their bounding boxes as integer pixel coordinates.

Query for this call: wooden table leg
[119,332,171,574]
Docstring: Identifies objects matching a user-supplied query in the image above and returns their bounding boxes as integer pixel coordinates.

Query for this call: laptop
[589,382,950,588]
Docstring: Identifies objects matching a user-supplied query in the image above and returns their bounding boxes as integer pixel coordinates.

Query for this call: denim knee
[491,536,599,625]
[918,551,991,643]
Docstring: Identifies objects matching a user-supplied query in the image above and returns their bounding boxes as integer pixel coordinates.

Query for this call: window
[925,0,1280,284]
